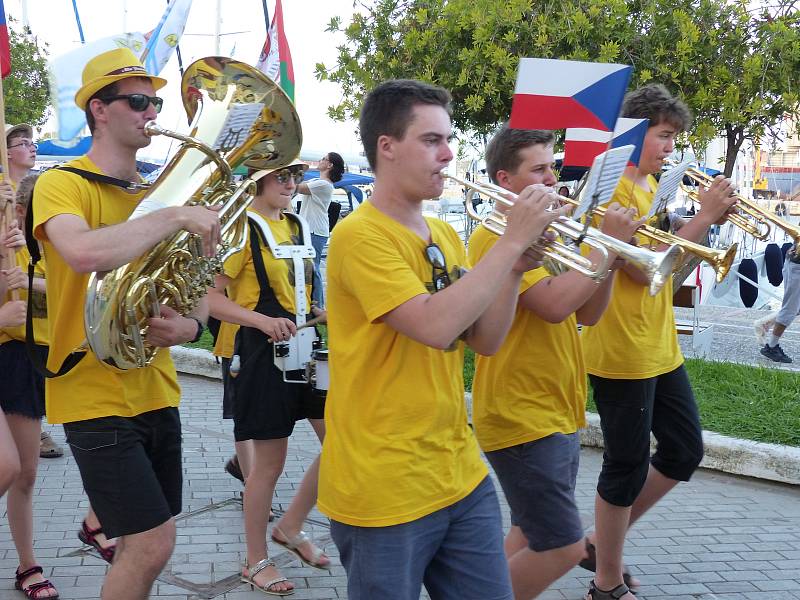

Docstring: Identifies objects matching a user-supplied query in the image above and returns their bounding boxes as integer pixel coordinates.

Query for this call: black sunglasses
[274,169,305,185]
[425,243,451,291]
[99,94,163,113]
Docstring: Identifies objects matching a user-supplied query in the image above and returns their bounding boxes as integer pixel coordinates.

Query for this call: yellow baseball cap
[75,47,167,110]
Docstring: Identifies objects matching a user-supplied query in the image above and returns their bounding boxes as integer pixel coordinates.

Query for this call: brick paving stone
[1,372,798,600]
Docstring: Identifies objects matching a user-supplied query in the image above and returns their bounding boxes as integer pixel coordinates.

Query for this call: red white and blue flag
[0,0,10,78]
[510,58,632,132]
[564,118,650,167]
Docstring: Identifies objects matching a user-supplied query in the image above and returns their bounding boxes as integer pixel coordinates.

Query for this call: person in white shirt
[296,152,345,307]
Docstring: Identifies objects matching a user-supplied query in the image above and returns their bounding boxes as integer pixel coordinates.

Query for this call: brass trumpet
[559,196,737,284]
[667,160,800,244]
[447,174,683,295]
[472,178,737,285]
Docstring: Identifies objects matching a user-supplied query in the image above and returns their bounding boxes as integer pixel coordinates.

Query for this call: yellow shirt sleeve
[338,234,430,323]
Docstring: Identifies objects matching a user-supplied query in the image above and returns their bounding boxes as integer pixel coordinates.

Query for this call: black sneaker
[760,344,793,363]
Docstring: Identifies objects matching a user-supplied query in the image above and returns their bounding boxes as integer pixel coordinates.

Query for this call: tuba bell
[85,56,302,370]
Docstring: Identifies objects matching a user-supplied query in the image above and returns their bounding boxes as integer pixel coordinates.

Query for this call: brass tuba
[85,57,302,370]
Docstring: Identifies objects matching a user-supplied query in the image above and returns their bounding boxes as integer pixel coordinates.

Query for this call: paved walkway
[1,369,799,600]
[676,303,800,369]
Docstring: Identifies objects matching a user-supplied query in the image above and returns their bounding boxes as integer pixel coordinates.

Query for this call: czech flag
[0,0,10,78]
[564,118,650,167]
[510,58,632,132]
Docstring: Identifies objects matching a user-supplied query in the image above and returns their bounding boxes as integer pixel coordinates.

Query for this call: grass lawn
[183,335,800,447]
[464,348,800,448]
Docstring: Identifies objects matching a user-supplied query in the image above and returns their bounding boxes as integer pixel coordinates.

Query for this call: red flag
[256,0,294,101]
[0,0,11,78]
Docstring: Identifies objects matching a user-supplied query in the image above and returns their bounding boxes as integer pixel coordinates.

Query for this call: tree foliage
[317,0,800,175]
[4,19,50,129]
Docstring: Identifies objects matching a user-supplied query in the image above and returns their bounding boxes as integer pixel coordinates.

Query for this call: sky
[6,0,368,164]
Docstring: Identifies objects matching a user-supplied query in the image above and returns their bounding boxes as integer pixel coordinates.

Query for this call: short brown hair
[359,79,452,172]
[6,131,28,145]
[621,84,692,132]
[85,81,120,133]
[485,124,555,184]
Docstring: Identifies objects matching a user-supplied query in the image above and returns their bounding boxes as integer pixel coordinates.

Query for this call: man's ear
[376,134,395,164]
[88,98,107,127]
[495,169,512,188]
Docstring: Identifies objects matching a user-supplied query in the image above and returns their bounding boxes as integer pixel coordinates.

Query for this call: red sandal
[78,520,116,563]
[15,565,59,599]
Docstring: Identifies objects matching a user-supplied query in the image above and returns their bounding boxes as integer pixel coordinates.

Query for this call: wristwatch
[188,317,205,343]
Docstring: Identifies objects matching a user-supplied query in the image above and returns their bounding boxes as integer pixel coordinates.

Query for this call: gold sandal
[271,525,331,570]
[241,559,294,596]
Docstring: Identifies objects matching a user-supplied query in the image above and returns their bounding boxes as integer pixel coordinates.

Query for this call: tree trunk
[724,125,745,178]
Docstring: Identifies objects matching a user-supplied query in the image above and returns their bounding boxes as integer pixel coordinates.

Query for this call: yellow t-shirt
[0,246,48,345]
[468,225,587,451]
[33,156,180,424]
[581,175,683,379]
[318,201,487,527]
[213,210,314,358]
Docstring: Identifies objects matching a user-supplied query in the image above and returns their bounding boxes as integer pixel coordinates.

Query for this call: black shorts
[0,340,47,419]
[64,407,182,538]
[590,365,704,507]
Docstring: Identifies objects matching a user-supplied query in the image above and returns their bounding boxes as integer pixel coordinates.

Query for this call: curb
[173,347,800,487]
[580,413,800,487]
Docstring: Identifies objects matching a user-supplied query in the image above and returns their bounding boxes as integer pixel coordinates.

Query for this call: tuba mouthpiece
[143,121,164,137]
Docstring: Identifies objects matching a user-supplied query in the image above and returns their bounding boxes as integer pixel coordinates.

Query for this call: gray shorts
[485,432,583,552]
[776,257,800,327]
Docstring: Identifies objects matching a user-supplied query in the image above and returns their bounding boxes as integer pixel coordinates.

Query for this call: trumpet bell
[642,245,685,296]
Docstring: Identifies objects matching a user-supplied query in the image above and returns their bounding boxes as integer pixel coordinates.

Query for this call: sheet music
[212,103,263,152]
[647,160,692,218]
[573,145,634,220]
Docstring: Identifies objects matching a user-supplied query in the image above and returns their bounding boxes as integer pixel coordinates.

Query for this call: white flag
[255,16,280,83]
[141,0,192,75]
[50,33,147,141]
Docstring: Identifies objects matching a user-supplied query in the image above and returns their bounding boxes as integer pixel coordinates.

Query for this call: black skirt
[231,327,325,442]
[0,340,47,419]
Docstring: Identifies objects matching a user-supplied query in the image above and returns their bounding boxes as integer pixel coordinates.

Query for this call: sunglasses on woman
[99,94,164,113]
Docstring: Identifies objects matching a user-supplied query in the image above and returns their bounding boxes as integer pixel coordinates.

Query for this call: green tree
[4,19,50,129]
[632,0,800,175]
[317,0,636,139]
[317,0,800,175]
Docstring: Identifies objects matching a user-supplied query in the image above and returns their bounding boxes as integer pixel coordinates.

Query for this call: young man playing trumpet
[467,125,641,599]
[318,79,567,599]
[580,84,736,600]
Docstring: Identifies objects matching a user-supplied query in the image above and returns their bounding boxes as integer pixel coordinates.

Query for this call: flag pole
[0,75,20,300]
[261,0,270,32]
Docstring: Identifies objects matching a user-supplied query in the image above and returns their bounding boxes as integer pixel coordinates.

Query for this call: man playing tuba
[32,48,220,599]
